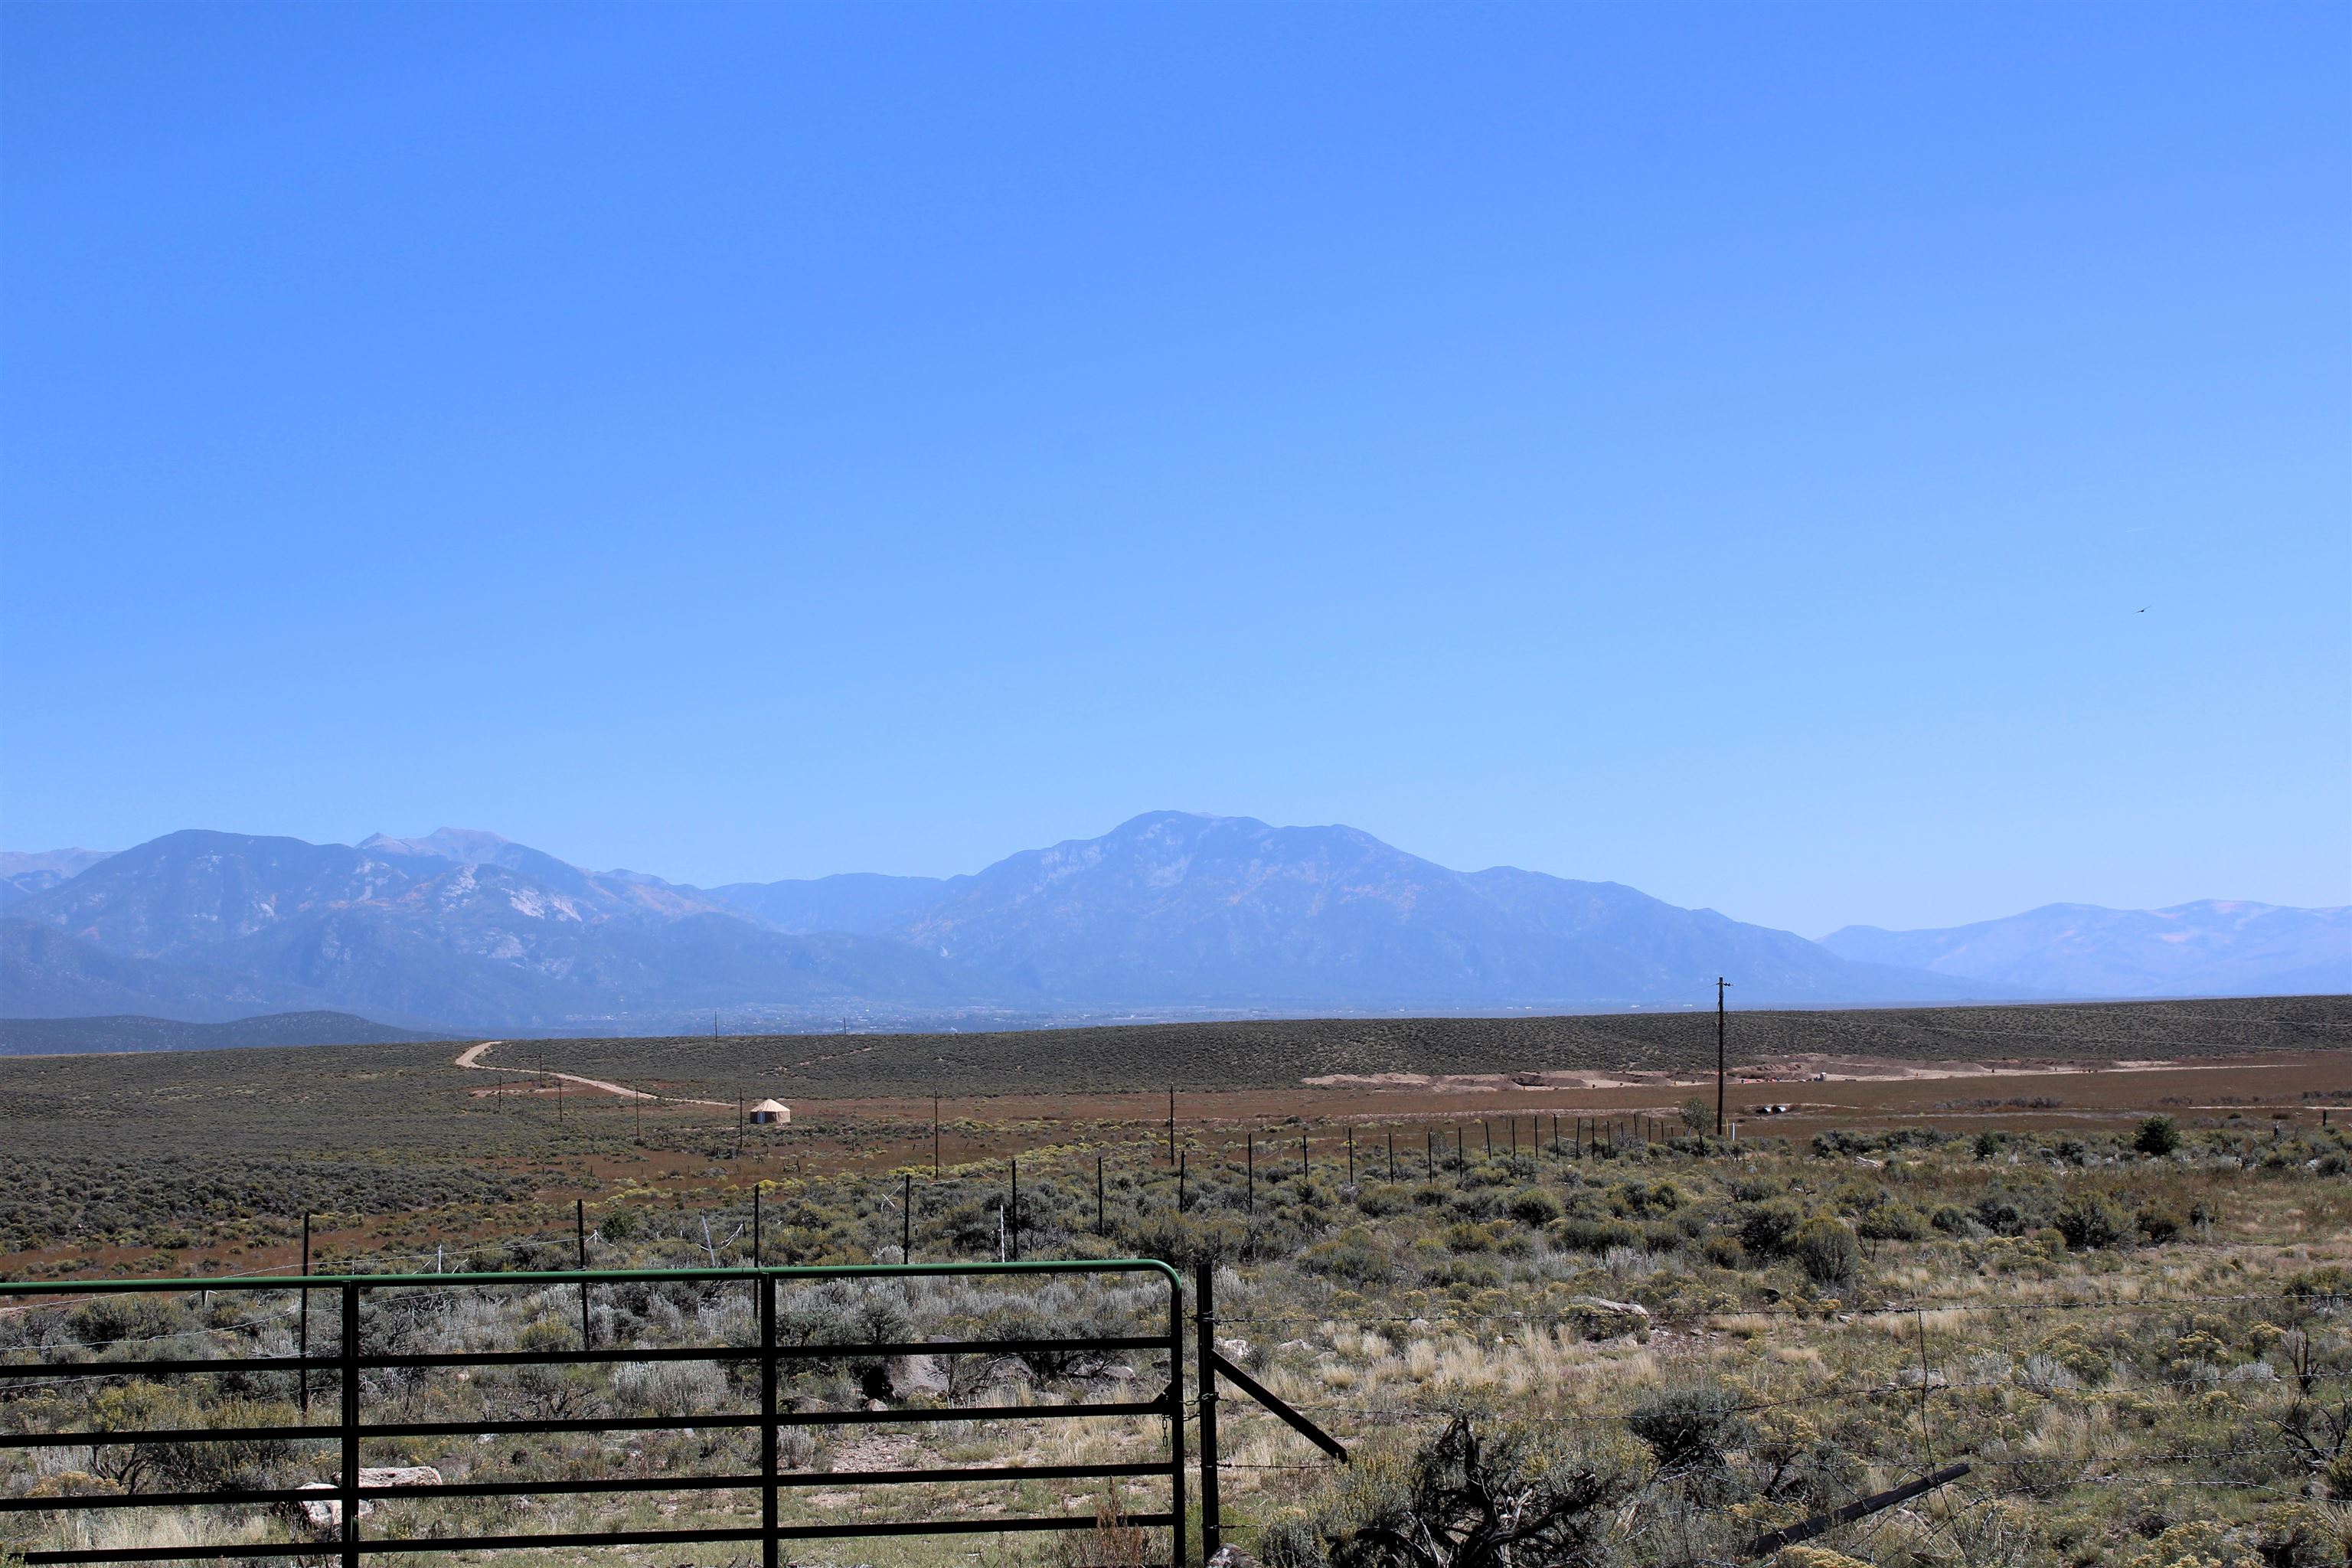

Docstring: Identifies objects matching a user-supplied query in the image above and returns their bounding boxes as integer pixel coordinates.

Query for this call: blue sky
[2,2,2345,938]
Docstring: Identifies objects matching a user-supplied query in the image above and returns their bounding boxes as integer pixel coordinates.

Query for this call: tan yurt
[750,1099,792,1125]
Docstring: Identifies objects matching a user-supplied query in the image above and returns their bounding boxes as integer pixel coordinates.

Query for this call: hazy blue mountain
[3,830,976,1031]
[707,872,951,935]
[0,848,116,908]
[23,812,2316,1037]
[0,917,330,1021]
[891,812,1984,1007]
[1821,900,2352,999]
[0,1010,452,1056]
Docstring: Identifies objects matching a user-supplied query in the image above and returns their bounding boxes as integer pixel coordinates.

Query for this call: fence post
[753,1187,763,1267]
[760,1269,778,1568]
[1347,1126,1354,1185]
[1180,1151,1188,1213]
[1010,1158,1019,1261]
[902,1172,913,1263]
[1168,1271,1187,1568]
[339,1281,359,1568]
[1097,1153,1106,1236]
[1246,1135,1254,1213]
[1197,1260,1221,1563]
[1387,1129,1396,1183]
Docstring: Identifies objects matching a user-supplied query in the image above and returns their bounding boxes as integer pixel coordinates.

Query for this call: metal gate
[0,1259,1188,1566]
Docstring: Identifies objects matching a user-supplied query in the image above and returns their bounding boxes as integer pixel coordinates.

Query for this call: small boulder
[296,1484,368,1531]
[296,1467,442,1530]
[362,1465,443,1490]
[1566,1296,1651,1341]
[886,1353,949,1399]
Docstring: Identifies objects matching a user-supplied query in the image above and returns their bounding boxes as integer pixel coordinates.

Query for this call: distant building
[750,1099,792,1125]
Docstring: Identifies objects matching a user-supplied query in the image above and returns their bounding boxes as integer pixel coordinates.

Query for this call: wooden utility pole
[1716,976,1733,1138]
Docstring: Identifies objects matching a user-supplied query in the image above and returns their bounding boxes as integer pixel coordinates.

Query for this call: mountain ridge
[5,812,2338,1035]
[1821,899,2350,999]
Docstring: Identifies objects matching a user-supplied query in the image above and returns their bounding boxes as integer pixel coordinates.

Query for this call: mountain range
[1821,900,2351,1000]
[2,813,2343,1037]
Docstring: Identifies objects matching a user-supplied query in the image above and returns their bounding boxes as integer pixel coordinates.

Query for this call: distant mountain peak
[359,828,521,863]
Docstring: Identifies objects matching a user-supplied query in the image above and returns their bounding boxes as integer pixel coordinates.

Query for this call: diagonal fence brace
[1207,1349,1348,1462]
[1741,1461,1971,1559]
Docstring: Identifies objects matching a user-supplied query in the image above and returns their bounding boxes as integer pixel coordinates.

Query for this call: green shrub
[2053,1194,2132,1251]
[2135,1116,2184,1157]
[1790,1219,1860,1288]
[1125,1210,1250,1270]
[1550,1217,1641,1254]
[1858,1202,1927,1243]
[1505,1187,1562,1226]
[1639,1220,1685,1254]
[1257,1509,1328,1568]
[1302,1227,1390,1284]
[1626,1385,1748,1494]
[1442,1222,1497,1253]
[1738,1199,1805,1259]
[1324,1414,1629,1568]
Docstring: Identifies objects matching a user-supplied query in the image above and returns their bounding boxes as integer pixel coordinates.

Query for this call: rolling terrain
[514,992,2352,1098]
[0,1009,453,1055]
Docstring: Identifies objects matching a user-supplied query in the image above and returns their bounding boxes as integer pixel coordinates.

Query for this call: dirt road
[452,1040,725,1106]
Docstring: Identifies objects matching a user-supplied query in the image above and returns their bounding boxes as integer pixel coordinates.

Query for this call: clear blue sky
[3,2,2345,938]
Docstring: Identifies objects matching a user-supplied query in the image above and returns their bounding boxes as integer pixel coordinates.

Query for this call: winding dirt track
[452,1040,725,1106]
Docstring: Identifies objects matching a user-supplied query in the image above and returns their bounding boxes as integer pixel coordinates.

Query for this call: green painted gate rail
[0,1259,1186,1567]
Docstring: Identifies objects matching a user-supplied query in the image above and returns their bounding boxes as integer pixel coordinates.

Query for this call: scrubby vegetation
[4,1106,2351,1566]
